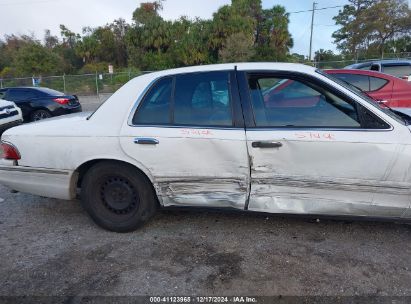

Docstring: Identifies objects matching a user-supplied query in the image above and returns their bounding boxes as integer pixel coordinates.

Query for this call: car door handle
[134,138,159,145]
[252,141,283,148]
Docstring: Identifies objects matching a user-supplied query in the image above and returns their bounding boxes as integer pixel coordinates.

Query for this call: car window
[133,77,173,125]
[332,73,370,91]
[174,72,232,126]
[36,87,64,96]
[382,65,411,78]
[317,69,402,126]
[369,76,389,91]
[248,75,361,128]
[358,64,372,70]
[370,64,380,71]
[5,89,33,101]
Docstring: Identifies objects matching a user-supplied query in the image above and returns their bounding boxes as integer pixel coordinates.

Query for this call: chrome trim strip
[0,166,69,175]
[244,127,394,132]
[127,124,243,130]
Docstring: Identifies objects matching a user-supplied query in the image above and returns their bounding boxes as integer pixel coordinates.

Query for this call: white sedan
[1,63,410,232]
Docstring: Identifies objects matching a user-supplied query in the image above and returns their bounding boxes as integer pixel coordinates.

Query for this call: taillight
[1,142,21,160]
[53,98,70,105]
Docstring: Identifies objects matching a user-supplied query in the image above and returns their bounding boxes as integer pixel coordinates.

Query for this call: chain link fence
[0,71,150,96]
[314,53,411,69]
[2,54,411,95]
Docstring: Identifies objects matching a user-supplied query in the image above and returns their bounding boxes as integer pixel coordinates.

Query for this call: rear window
[36,87,64,96]
[382,65,411,78]
[332,73,370,91]
[370,76,389,91]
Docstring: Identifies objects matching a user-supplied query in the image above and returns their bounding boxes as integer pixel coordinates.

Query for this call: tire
[81,161,158,232]
[30,109,51,121]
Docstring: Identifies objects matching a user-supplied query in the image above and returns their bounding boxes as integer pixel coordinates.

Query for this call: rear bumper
[0,165,77,200]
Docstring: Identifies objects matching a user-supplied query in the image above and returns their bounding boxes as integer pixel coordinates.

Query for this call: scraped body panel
[246,129,411,218]
[120,127,249,209]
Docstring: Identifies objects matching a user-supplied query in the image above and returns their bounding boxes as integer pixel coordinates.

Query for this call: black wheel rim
[100,176,139,215]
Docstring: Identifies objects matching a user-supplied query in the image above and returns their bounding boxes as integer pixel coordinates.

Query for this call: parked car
[0,99,23,133]
[0,87,82,122]
[345,59,411,80]
[325,69,411,109]
[1,63,411,232]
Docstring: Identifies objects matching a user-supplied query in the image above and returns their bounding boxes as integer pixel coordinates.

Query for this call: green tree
[75,28,99,64]
[13,43,63,76]
[314,49,344,68]
[170,18,213,66]
[127,1,173,69]
[109,19,130,67]
[57,25,83,73]
[366,0,411,57]
[333,0,411,58]
[44,29,59,49]
[254,5,293,61]
[219,32,255,62]
[209,1,259,60]
[0,34,37,77]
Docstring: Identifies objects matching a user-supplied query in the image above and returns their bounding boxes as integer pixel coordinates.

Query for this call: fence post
[0,79,2,89]
[63,74,66,94]
[95,71,99,97]
[128,69,131,80]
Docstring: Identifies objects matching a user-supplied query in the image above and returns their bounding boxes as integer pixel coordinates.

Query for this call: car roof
[146,62,317,78]
[2,86,65,94]
[326,69,401,81]
[345,59,411,69]
[2,87,40,90]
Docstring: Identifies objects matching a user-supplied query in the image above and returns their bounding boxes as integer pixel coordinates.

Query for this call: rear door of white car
[237,70,411,218]
[120,70,250,209]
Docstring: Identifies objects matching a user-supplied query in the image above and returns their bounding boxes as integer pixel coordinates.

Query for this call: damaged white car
[1,63,411,232]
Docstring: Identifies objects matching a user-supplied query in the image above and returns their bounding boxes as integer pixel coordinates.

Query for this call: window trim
[238,70,393,131]
[129,70,242,129]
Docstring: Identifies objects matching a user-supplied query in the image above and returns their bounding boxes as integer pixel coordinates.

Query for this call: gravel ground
[0,184,410,297]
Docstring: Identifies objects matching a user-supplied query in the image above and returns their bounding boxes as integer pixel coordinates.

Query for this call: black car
[0,87,82,122]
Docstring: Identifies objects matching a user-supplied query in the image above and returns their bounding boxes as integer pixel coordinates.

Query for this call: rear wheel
[81,161,158,232]
[30,109,51,121]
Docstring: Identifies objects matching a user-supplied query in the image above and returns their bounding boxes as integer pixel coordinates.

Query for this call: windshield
[316,69,405,125]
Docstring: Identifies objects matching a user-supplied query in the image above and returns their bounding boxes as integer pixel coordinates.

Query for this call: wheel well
[29,108,51,119]
[75,159,160,205]
[75,159,153,189]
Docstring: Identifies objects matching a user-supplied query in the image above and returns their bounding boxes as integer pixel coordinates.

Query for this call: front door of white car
[120,71,250,209]
[237,71,411,218]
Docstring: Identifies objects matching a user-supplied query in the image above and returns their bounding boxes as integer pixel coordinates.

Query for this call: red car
[326,69,411,108]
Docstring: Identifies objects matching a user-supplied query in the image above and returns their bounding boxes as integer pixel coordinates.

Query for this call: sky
[0,0,369,57]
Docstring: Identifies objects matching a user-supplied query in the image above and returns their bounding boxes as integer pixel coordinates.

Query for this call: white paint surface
[0,63,410,219]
